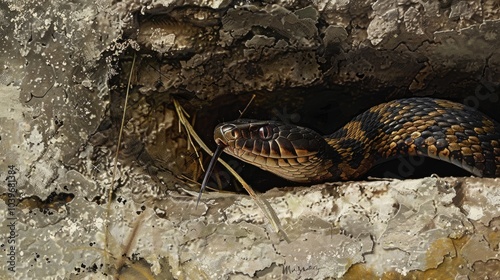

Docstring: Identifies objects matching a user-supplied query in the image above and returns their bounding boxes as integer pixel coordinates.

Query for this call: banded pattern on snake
[200,97,500,194]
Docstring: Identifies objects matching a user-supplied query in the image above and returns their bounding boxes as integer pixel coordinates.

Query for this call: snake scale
[199,97,500,197]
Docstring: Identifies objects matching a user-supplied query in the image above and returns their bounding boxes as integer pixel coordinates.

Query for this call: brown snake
[197,97,500,204]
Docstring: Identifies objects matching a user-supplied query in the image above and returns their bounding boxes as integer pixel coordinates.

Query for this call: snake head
[213,119,330,182]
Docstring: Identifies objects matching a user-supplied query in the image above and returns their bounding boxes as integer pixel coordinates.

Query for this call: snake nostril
[222,125,239,139]
[215,124,239,142]
[230,129,239,139]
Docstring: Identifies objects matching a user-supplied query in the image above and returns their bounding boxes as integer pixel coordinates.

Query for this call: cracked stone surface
[0,0,500,279]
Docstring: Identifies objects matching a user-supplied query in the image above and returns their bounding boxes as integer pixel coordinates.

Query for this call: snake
[197,97,500,203]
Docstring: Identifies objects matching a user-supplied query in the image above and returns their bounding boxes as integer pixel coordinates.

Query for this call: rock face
[0,0,499,279]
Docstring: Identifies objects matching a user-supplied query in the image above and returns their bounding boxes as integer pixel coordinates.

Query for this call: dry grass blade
[114,210,154,279]
[104,53,136,269]
[173,99,289,242]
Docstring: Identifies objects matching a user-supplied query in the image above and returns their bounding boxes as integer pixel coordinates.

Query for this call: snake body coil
[208,97,500,183]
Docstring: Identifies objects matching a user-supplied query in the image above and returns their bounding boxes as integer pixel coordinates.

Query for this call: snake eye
[258,126,273,140]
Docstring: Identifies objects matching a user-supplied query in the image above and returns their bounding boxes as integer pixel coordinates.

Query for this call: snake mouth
[215,138,228,147]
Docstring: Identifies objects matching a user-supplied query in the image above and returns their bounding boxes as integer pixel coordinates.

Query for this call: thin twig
[238,94,256,119]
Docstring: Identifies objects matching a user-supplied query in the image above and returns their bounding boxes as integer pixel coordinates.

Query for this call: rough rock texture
[0,0,499,279]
